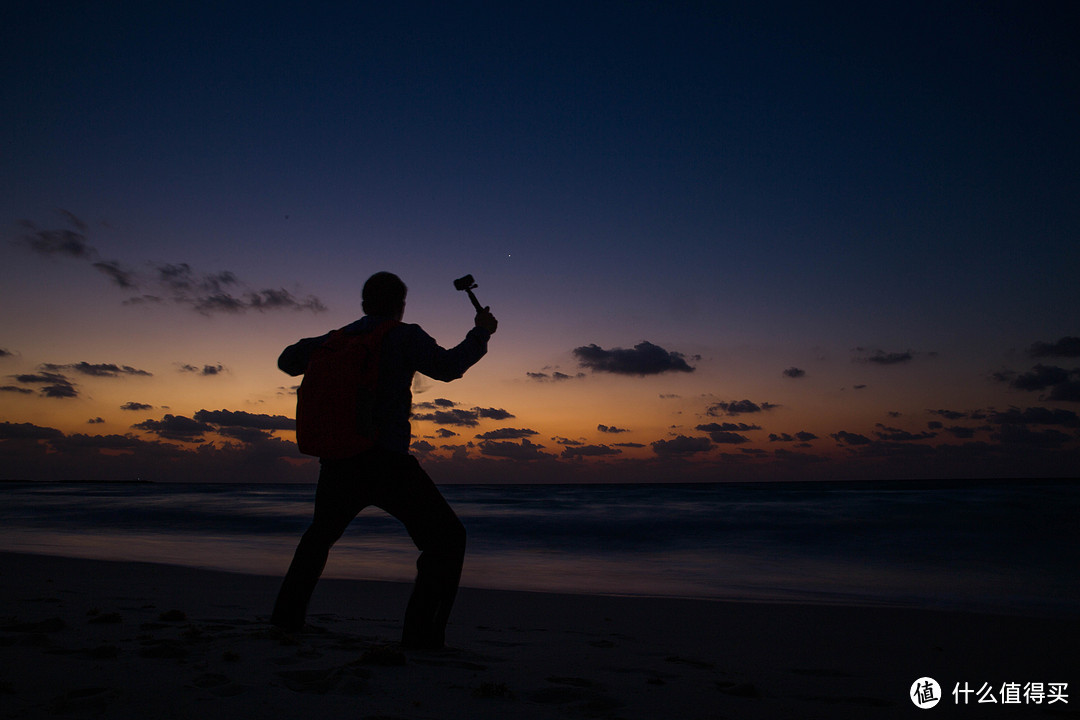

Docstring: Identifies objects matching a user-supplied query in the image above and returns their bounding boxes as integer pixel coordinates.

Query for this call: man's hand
[475,307,498,335]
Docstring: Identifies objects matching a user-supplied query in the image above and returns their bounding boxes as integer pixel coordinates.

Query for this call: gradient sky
[2,1,1078,483]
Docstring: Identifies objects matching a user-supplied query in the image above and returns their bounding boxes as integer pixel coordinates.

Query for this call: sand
[0,551,1075,719]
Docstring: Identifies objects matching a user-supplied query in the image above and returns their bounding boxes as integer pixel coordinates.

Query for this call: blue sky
[2,1,1078,482]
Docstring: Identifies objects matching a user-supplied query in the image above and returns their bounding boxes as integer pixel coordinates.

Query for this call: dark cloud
[0,421,64,440]
[561,444,622,458]
[13,372,78,398]
[0,386,34,395]
[706,400,777,416]
[476,407,515,421]
[853,348,915,365]
[573,341,696,376]
[19,224,95,259]
[217,426,275,444]
[943,426,977,439]
[132,414,214,442]
[987,407,1079,428]
[477,438,555,460]
[43,362,151,378]
[17,216,326,315]
[769,431,818,442]
[697,422,762,432]
[553,437,583,445]
[88,417,105,424]
[93,260,138,289]
[613,441,646,448]
[526,371,586,382]
[831,430,872,446]
[1028,336,1080,358]
[597,424,629,434]
[0,348,14,358]
[929,409,969,420]
[993,364,1080,402]
[782,367,806,378]
[873,424,937,442]
[475,428,538,440]
[121,402,153,411]
[705,431,750,444]
[193,409,297,430]
[410,440,437,455]
[696,423,758,444]
[651,435,713,456]
[179,364,226,376]
[413,409,480,427]
[435,428,458,438]
[991,424,1072,449]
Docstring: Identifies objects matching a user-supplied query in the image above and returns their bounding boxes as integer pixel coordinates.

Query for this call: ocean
[1,479,1076,617]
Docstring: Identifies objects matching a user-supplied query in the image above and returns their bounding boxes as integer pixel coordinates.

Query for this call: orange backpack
[295,320,398,459]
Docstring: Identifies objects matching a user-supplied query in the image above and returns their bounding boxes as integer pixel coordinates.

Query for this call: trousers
[270,450,466,649]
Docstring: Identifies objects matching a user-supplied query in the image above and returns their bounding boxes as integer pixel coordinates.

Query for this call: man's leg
[271,460,369,631]
[371,453,466,649]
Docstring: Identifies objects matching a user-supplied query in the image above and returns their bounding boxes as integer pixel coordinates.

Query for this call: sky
[2,1,1078,484]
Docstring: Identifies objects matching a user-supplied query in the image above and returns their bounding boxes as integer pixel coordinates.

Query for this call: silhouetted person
[271,271,497,649]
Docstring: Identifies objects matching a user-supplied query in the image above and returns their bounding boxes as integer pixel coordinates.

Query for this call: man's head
[362,272,407,318]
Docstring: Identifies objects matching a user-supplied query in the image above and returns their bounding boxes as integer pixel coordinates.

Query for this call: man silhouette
[271,271,497,649]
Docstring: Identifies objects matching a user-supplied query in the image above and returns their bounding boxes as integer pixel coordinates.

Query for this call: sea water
[0,479,1076,616]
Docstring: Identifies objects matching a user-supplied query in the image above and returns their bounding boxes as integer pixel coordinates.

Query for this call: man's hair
[362,272,407,316]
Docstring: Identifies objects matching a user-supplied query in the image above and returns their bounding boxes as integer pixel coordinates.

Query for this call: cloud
[573,341,696,376]
[435,428,458,438]
[853,348,916,365]
[942,426,977,439]
[831,430,872,445]
[928,409,969,420]
[193,409,297,430]
[561,444,622,458]
[12,372,78,398]
[873,424,937,442]
[651,435,713,456]
[768,431,819,443]
[1028,336,1080,358]
[132,414,214,442]
[993,364,1080,402]
[0,386,34,395]
[121,402,153,411]
[477,438,555,460]
[597,424,630,434]
[43,362,152,378]
[0,348,15,358]
[474,428,538,440]
[475,407,515,421]
[217,426,275,444]
[414,398,457,409]
[697,422,762,432]
[987,407,1079,428]
[782,367,806,378]
[88,417,105,424]
[695,423,760,444]
[0,421,64,440]
[526,371,586,382]
[17,214,327,315]
[93,260,138,288]
[179,363,226,376]
[706,400,778,416]
[991,424,1072,449]
[18,223,95,259]
[413,408,481,427]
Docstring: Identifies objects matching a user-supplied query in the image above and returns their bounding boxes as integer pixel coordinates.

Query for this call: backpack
[295,320,398,459]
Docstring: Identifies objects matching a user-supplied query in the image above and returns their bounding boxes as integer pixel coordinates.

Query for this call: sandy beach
[1,551,1075,719]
